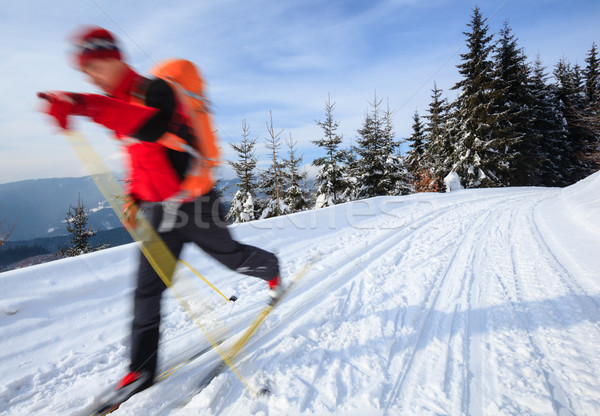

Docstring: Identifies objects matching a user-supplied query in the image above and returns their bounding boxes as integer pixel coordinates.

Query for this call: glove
[37,91,86,130]
[122,197,140,230]
[38,92,159,135]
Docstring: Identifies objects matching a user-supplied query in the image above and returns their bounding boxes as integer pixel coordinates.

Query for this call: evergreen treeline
[411,8,599,189]
[0,228,132,270]
[0,244,50,269]
[225,6,599,222]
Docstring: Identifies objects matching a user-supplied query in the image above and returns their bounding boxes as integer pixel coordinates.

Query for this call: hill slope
[1,173,599,416]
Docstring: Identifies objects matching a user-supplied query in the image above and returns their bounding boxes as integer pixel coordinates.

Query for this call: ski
[169,255,319,410]
[155,340,223,383]
[88,387,135,416]
[87,341,222,416]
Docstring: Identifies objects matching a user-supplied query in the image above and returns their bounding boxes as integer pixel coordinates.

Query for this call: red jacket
[72,65,218,203]
[108,67,187,202]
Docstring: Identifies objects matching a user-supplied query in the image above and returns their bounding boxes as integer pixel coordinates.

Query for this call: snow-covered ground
[1,172,599,416]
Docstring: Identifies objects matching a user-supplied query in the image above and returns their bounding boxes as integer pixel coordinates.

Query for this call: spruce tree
[450,6,503,188]
[406,111,426,174]
[259,111,289,219]
[62,196,102,257]
[227,119,258,223]
[583,43,600,168]
[530,57,570,186]
[312,95,348,208]
[408,110,441,193]
[384,101,412,196]
[355,92,402,197]
[491,21,539,186]
[554,59,592,182]
[339,146,360,202]
[422,82,453,187]
[584,43,600,105]
[283,135,310,212]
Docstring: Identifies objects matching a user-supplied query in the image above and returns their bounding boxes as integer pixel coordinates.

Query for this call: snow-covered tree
[529,57,569,186]
[259,112,290,219]
[312,95,349,208]
[384,102,412,196]
[355,93,405,197]
[338,146,360,202]
[282,135,310,212]
[227,119,258,222]
[491,21,539,186]
[228,191,256,223]
[584,43,600,106]
[554,59,593,182]
[405,111,426,174]
[582,43,600,169]
[61,196,103,257]
[422,82,453,186]
[450,6,503,188]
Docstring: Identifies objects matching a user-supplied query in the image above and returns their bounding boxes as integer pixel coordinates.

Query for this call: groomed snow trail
[1,177,599,416]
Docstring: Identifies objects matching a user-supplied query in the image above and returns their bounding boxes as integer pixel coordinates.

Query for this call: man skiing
[38,26,281,399]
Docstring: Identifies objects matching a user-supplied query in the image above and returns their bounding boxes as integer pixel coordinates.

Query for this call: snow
[2,172,600,416]
[89,202,109,214]
[443,172,463,192]
[560,172,600,235]
[315,193,334,209]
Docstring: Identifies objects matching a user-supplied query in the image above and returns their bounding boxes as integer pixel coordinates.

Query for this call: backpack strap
[131,76,199,157]
[131,76,151,103]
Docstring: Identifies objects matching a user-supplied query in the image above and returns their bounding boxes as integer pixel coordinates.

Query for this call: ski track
[491,196,600,416]
[2,183,600,416]
[198,188,599,416]
[383,193,507,416]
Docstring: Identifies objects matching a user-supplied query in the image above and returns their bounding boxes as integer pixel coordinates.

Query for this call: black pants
[129,190,279,377]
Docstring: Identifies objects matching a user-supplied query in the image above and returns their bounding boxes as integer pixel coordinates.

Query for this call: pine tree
[259,111,289,219]
[530,57,570,186]
[312,94,348,208]
[355,92,403,197]
[227,119,258,223]
[408,110,442,193]
[584,43,600,105]
[61,196,102,257]
[422,82,453,187]
[554,59,592,182]
[406,111,427,174]
[491,21,539,186]
[339,146,360,202]
[583,43,600,168]
[384,101,412,196]
[283,135,310,212]
[450,6,503,188]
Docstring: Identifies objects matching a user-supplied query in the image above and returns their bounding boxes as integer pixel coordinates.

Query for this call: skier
[38,26,281,399]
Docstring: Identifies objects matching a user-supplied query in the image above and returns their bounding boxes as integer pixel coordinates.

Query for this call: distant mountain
[0,174,319,272]
[0,176,122,241]
[0,174,315,243]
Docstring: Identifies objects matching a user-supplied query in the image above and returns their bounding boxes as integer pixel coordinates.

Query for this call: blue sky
[1,0,598,184]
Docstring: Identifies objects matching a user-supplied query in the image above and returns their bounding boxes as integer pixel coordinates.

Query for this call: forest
[226,7,599,223]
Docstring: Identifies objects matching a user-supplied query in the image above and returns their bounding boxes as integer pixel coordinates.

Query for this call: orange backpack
[147,59,221,202]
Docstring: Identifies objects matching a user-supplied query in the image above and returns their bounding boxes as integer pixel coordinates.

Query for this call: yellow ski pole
[178,259,237,302]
